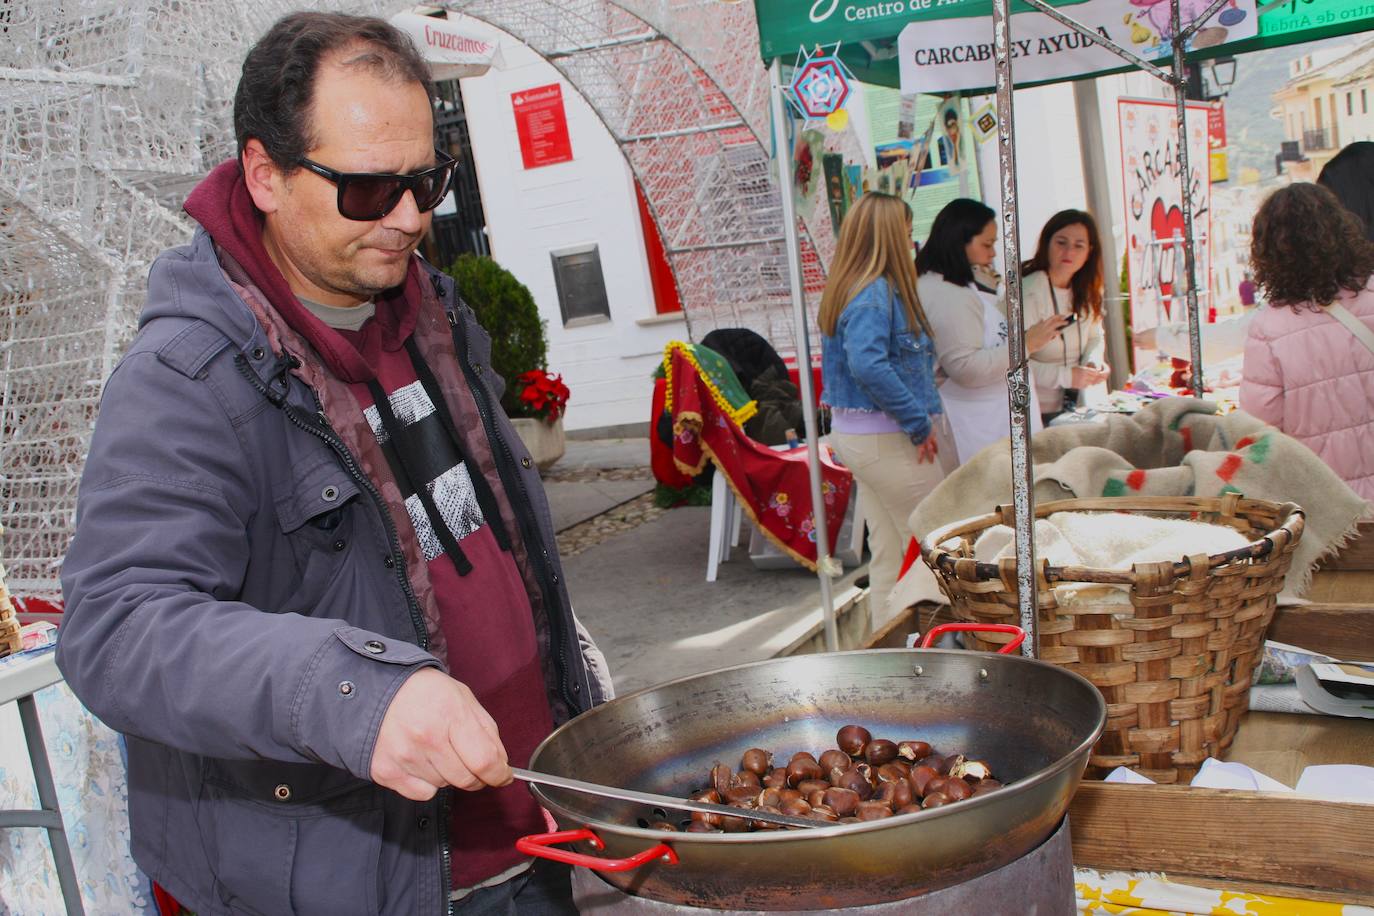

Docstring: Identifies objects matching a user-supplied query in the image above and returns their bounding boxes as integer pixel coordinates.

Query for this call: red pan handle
[920,623,1026,654]
[516,828,679,872]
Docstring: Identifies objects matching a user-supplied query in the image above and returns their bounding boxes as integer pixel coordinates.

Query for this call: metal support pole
[1073,79,1129,391]
[992,0,1040,659]
[1171,0,1206,397]
[18,695,86,915]
[769,57,838,653]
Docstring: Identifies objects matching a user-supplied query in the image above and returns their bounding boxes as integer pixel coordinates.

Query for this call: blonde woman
[820,192,944,621]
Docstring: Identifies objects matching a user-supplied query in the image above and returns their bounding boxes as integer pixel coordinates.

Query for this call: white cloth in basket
[971,511,1251,606]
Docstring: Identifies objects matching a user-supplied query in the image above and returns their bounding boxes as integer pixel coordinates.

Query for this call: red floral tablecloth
[666,346,851,570]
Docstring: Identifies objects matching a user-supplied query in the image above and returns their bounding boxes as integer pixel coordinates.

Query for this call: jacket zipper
[236,354,453,912]
[233,354,429,649]
[436,275,577,711]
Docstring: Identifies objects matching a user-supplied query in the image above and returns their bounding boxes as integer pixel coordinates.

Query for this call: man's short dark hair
[233,11,436,171]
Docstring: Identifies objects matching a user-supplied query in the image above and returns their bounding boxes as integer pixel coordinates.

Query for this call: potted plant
[444,254,569,470]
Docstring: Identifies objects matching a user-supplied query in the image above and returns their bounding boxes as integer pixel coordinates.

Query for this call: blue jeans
[454,862,576,914]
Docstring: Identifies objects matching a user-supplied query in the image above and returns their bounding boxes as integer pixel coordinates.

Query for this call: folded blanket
[910,398,1367,596]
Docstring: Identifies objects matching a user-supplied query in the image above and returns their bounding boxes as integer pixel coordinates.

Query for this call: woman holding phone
[1022,209,1110,424]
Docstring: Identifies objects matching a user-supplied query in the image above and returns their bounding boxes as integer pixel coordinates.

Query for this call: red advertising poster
[512,83,573,169]
[1207,103,1227,151]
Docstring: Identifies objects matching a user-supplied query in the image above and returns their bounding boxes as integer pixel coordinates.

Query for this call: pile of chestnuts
[665,725,1002,833]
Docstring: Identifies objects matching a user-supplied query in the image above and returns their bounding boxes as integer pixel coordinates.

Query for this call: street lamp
[1209,57,1238,96]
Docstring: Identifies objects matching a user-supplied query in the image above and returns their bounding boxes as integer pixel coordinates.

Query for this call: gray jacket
[57,230,610,915]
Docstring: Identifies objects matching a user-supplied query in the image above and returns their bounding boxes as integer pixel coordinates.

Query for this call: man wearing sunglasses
[57,11,612,915]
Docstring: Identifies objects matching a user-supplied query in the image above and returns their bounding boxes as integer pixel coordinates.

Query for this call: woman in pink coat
[1241,183,1374,501]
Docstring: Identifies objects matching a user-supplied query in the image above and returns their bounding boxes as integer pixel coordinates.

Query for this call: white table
[0,651,85,915]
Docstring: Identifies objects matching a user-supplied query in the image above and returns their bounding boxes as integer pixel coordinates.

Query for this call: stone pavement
[547,438,867,695]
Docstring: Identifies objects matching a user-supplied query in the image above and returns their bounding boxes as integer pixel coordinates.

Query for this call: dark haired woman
[1241,183,1374,501]
[1318,141,1374,242]
[1021,209,1110,425]
[917,198,1066,464]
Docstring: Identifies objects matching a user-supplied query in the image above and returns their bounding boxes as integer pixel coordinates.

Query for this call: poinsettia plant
[515,368,571,424]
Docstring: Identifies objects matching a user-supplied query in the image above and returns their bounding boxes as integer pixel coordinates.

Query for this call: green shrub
[444,254,548,417]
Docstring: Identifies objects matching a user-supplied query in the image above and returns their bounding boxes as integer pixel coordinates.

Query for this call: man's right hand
[371,668,513,801]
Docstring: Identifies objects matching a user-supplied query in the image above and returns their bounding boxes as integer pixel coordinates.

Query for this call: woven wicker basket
[922,494,1304,784]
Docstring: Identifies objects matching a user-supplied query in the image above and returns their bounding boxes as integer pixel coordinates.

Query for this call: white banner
[898,0,1257,96]
[390,12,504,80]
[1118,96,1212,335]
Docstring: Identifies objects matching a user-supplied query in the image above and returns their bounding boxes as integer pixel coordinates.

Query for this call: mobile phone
[1061,312,1078,326]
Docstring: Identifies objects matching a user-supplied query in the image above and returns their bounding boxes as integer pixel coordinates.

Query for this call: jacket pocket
[199,763,383,916]
[273,460,362,614]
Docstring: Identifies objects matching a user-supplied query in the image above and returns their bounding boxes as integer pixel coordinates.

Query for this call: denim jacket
[821,277,942,444]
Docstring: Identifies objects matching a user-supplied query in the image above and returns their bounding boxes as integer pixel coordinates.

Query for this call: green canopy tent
[754,0,1374,655]
[757,0,1374,90]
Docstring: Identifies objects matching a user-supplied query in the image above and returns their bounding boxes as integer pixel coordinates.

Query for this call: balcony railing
[1303,127,1335,152]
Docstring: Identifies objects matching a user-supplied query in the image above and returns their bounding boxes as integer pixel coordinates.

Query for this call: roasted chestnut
[763,767,788,789]
[921,792,951,809]
[724,785,759,807]
[895,803,924,816]
[873,781,900,810]
[909,765,939,797]
[818,749,850,773]
[686,821,722,833]
[973,779,1004,795]
[950,759,992,782]
[741,748,773,776]
[940,754,966,776]
[836,768,874,800]
[790,751,819,765]
[733,769,762,789]
[786,756,824,787]
[865,739,898,766]
[855,801,894,820]
[756,787,783,809]
[875,763,908,784]
[822,787,861,816]
[751,806,785,830]
[943,778,973,801]
[797,778,830,795]
[916,754,945,774]
[649,821,679,832]
[925,776,949,798]
[806,788,827,808]
[888,779,914,809]
[897,740,932,762]
[836,724,871,757]
[711,763,733,797]
[779,797,812,818]
[718,813,751,832]
[808,804,839,822]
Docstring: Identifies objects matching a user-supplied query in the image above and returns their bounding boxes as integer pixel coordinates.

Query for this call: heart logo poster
[1118,96,1212,335]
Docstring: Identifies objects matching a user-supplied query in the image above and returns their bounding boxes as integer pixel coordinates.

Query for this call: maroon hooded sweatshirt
[185,161,553,890]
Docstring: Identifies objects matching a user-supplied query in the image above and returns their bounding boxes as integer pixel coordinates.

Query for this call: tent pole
[992,0,1040,659]
[1073,79,1129,390]
[768,57,839,653]
[1171,0,1206,396]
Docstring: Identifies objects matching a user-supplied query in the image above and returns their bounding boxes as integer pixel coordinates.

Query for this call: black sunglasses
[296,149,456,221]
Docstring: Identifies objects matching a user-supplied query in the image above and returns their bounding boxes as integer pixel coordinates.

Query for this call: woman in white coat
[916,198,1067,464]
[1021,209,1110,425]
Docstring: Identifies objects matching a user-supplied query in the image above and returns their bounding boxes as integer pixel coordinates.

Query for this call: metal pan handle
[515,828,679,872]
[920,623,1026,655]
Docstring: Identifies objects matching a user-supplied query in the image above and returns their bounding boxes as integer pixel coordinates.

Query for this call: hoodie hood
[179,159,421,383]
